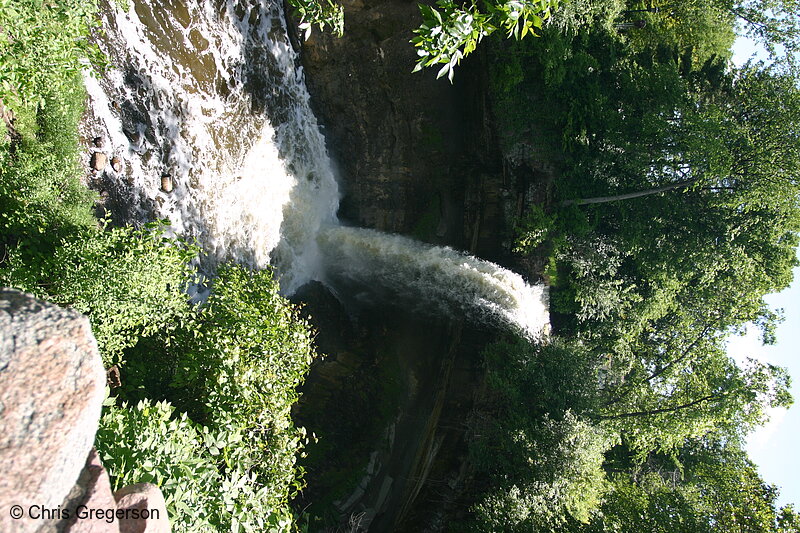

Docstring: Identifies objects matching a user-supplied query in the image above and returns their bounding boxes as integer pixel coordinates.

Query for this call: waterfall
[84,0,338,293]
[85,0,549,334]
[320,227,550,338]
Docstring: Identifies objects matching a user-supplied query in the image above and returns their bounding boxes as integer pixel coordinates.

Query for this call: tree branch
[561,179,697,206]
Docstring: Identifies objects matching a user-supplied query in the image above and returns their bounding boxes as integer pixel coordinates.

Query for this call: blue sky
[727,273,800,508]
[726,37,799,509]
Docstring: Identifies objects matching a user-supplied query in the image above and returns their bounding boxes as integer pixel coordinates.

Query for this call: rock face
[62,449,120,533]
[91,152,108,171]
[295,0,493,248]
[0,289,106,533]
[0,290,170,533]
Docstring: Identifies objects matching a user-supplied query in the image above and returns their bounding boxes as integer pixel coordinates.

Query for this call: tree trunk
[561,179,696,206]
[598,389,736,421]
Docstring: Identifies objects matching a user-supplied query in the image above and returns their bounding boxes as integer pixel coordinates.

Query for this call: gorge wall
[288,3,550,531]
[293,0,514,258]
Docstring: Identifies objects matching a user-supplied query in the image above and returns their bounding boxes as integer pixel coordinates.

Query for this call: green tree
[411,0,562,81]
[569,439,798,532]
[468,338,614,530]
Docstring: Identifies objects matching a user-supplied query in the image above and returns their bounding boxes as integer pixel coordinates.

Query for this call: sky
[726,37,799,509]
[727,273,800,508]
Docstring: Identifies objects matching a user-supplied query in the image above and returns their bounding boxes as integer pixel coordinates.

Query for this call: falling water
[320,227,550,338]
[85,0,549,334]
[84,0,338,293]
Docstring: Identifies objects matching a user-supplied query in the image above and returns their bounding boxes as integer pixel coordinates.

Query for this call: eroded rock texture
[0,289,106,532]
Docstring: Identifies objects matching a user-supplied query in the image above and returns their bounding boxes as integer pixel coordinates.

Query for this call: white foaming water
[320,227,550,338]
[87,0,549,333]
[84,0,338,292]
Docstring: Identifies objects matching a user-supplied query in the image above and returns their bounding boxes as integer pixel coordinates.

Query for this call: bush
[0,73,96,256]
[110,265,316,532]
[169,265,315,512]
[95,399,223,532]
[1,222,198,365]
[96,397,303,532]
[0,0,103,110]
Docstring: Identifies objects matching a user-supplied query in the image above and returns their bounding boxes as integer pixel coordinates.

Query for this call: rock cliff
[295,0,504,253]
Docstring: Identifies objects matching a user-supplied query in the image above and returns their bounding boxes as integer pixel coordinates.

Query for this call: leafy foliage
[96,396,306,533]
[567,439,800,532]
[468,337,614,529]
[96,400,226,532]
[0,73,96,256]
[2,222,198,366]
[110,265,316,532]
[288,0,344,39]
[0,0,104,110]
[478,1,800,527]
[471,411,613,531]
[412,0,561,81]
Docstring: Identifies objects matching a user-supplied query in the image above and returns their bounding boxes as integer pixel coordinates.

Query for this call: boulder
[159,174,173,193]
[91,152,108,171]
[0,289,106,533]
[62,449,119,533]
[114,484,170,533]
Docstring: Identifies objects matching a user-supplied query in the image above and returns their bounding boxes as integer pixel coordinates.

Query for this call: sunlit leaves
[288,0,344,39]
[411,0,560,81]
[0,0,104,110]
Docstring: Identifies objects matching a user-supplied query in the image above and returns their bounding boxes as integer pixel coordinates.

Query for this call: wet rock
[107,365,122,389]
[111,157,122,173]
[296,0,474,238]
[160,174,173,193]
[0,289,105,533]
[93,137,105,148]
[114,484,170,533]
[91,152,108,171]
[123,130,140,146]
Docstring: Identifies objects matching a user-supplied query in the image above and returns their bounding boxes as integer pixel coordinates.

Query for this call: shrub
[96,397,303,532]
[0,0,103,110]
[169,265,315,513]
[1,222,198,365]
[111,265,316,532]
[0,73,96,256]
[95,399,223,532]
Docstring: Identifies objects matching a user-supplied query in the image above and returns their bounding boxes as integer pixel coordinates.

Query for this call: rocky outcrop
[295,0,494,249]
[91,152,109,171]
[0,290,169,533]
[114,484,170,533]
[0,289,106,532]
[62,449,119,533]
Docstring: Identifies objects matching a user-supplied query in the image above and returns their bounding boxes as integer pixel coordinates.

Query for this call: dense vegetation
[4,0,800,531]
[451,0,800,530]
[0,2,315,531]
